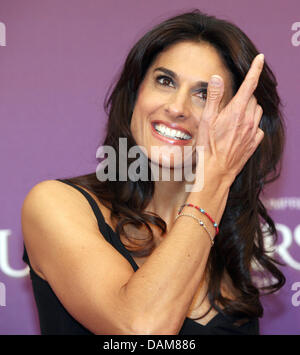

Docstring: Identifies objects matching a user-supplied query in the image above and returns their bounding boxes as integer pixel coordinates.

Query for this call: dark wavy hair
[62,9,286,323]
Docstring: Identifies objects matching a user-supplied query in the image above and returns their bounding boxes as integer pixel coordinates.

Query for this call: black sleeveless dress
[22,179,259,335]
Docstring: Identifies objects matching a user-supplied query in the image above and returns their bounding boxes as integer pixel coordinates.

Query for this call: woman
[22,10,285,335]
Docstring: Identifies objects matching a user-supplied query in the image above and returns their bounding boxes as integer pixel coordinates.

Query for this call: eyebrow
[153,66,208,89]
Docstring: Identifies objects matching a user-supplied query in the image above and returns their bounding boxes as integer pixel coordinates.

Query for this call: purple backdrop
[0,0,299,335]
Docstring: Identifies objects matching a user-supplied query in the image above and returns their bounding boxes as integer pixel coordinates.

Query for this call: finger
[231,54,264,114]
[254,104,263,127]
[253,128,264,149]
[244,128,264,165]
[251,104,263,137]
[242,95,258,132]
[202,75,224,122]
[245,95,258,119]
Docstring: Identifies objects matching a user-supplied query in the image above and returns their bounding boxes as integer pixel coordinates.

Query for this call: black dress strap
[55,179,139,272]
[56,179,112,238]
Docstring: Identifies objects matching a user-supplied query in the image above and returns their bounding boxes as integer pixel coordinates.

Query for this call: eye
[156,75,175,88]
[195,89,207,102]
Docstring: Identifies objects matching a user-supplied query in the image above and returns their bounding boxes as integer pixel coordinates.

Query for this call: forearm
[119,177,230,334]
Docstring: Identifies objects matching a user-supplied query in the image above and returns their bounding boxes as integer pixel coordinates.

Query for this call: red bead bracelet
[178,203,219,235]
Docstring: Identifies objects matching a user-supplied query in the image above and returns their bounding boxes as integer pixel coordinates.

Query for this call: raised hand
[196,53,265,185]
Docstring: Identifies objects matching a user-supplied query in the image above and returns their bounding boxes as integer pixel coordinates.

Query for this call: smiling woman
[130,41,234,168]
[22,9,285,335]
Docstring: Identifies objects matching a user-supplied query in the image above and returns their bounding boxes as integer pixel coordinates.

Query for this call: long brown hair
[62,9,286,322]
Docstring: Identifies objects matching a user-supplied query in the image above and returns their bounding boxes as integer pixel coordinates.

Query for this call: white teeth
[165,127,172,136]
[154,124,191,140]
[160,125,165,134]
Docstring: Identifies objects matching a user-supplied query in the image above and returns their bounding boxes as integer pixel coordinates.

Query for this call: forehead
[147,41,234,95]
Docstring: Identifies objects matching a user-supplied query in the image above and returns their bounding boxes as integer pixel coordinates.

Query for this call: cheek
[191,96,206,110]
[133,89,163,119]
[130,112,142,144]
[130,98,151,139]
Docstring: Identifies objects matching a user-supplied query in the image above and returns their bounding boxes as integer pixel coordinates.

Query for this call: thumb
[202,75,224,121]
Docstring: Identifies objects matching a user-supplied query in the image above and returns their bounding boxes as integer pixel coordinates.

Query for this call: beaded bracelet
[175,212,214,246]
[178,203,219,235]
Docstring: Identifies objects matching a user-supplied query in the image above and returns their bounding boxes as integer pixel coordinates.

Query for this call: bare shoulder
[21,178,114,247]
[22,179,111,229]
[21,180,98,274]
[21,179,116,274]
[23,179,98,213]
[21,179,137,334]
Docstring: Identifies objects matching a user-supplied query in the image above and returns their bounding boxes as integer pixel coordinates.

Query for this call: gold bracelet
[175,212,214,246]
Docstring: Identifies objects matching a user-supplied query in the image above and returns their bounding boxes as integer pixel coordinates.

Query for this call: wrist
[187,177,230,226]
[193,156,235,193]
[189,172,231,195]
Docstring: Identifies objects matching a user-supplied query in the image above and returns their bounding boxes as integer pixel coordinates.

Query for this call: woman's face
[130,41,234,170]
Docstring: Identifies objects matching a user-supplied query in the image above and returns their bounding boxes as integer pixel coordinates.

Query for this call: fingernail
[258,53,264,62]
[210,75,222,87]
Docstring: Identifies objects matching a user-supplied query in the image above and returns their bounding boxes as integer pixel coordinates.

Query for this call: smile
[152,123,192,140]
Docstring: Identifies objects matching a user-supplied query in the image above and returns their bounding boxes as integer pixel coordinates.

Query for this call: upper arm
[21,180,138,334]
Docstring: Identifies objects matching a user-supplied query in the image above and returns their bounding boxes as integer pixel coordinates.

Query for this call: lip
[150,121,193,145]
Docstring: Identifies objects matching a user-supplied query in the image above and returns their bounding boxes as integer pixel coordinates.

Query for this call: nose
[164,89,191,119]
